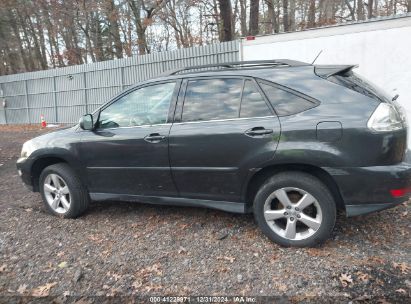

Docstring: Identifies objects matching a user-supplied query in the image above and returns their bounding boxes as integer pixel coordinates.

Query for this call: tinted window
[240,80,271,118]
[328,71,390,103]
[182,78,242,122]
[98,82,175,129]
[259,82,316,116]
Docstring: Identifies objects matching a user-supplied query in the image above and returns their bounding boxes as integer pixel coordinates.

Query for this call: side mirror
[79,114,94,130]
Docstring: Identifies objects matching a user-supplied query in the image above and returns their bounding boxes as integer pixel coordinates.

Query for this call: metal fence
[0,41,239,124]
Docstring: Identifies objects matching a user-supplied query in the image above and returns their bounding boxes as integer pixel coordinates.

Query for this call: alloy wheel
[43,173,71,214]
[263,187,323,240]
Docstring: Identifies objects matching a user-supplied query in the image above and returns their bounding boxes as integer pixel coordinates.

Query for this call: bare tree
[1,0,411,75]
[218,0,233,41]
[249,0,259,35]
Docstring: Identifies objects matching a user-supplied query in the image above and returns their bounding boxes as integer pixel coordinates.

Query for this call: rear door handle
[244,127,274,137]
[144,133,166,143]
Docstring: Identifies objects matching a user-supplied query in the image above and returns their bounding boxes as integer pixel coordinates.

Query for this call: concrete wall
[241,14,411,146]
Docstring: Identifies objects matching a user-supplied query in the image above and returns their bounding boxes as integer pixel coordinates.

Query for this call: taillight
[390,186,411,198]
[367,103,404,132]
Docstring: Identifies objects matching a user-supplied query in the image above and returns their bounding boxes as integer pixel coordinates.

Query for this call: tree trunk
[128,0,148,55]
[249,0,259,35]
[283,0,289,32]
[106,0,123,58]
[289,0,296,31]
[367,0,374,18]
[345,0,356,21]
[8,10,30,71]
[265,0,277,34]
[308,0,316,28]
[239,0,247,36]
[91,11,105,61]
[357,0,365,20]
[218,0,233,41]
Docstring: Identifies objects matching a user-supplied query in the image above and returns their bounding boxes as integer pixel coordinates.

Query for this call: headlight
[367,103,404,132]
[21,140,35,158]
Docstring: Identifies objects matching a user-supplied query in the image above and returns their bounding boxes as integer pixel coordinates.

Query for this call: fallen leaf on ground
[178,246,187,254]
[277,283,287,292]
[132,280,142,289]
[395,288,406,294]
[31,282,57,297]
[58,261,68,268]
[356,271,370,283]
[217,256,235,263]
[393,262,410,274]
[353,294,371,301]
[139,263,163,278]
[368,256,385,265]
[17,284,28,294]
[339,273,353,287]
[376,299,392,304]
[0,264,7,272]
[306,248,331,257]
[144,284,163,292]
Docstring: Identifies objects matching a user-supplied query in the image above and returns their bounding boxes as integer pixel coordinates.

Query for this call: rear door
[169,77,281,202]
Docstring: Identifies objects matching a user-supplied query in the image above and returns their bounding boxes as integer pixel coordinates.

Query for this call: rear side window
[240,80,271,118]
[259,81,317,116]
[182,78,242,122]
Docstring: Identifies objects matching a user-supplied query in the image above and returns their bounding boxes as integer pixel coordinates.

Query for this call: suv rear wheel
[39,163,89,218]
[253,172,336,247]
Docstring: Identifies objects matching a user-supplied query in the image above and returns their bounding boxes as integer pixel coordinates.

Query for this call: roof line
[163,60,310,76]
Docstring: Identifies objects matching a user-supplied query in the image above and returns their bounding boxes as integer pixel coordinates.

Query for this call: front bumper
[326,153,411,217]
[16,157,35,191]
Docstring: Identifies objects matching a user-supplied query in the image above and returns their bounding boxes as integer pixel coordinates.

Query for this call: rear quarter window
[258,81,318,116]
[327,71,390,103]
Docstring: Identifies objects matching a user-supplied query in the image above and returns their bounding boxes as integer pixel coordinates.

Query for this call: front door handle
[244,127,274,137]
[144,133,166,143]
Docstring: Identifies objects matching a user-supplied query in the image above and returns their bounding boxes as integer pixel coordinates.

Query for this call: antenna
[311,50,323,65]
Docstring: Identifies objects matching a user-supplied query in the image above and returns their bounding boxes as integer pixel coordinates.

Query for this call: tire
[253,171,336,247]
[39,163,89,218]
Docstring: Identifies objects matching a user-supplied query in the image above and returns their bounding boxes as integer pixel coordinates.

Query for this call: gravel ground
[0,125,410,303]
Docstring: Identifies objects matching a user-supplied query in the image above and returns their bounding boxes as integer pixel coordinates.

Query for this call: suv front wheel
[253,172,336,247]
[39,163,89,218]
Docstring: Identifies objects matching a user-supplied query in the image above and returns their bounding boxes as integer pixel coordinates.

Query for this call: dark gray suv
[16,60,411,247]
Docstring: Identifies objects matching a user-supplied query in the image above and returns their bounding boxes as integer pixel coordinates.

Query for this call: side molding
[90,193,248,214]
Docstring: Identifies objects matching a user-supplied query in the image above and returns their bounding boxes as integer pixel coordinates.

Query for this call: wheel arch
[30,153,84,192]
[244,163,345,212]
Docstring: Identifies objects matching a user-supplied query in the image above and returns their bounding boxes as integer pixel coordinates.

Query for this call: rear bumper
[345,202,404,217]
[325,152,411,217]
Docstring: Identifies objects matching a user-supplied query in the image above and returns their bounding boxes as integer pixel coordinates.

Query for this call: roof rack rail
[164,59,310,76]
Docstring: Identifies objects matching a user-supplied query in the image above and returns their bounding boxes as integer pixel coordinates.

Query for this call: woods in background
[1,0,410,75]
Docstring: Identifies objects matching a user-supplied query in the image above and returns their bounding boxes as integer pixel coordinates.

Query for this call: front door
[80,81,179,197]
[169,77,281,202]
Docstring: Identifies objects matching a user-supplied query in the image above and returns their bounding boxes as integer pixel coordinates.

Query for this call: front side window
[240,80,271,118]
[182,78,242,122]
[98,82,176,129]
